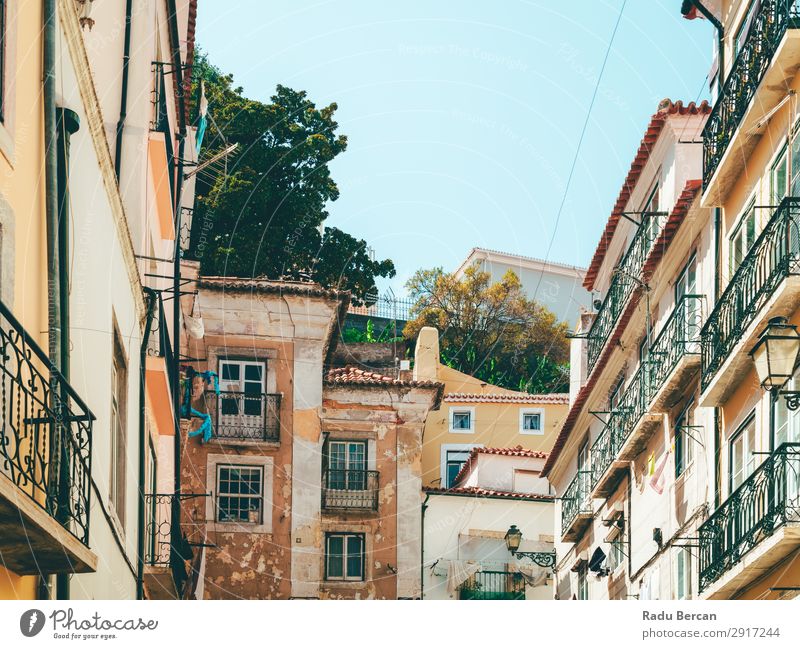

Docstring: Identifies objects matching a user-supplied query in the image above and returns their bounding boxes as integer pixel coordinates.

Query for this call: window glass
[675,403,695,478]
[522,412,541,431]
[327,441,367,490]
[217,465,263,523]
[730,204,757,275]
[445,449,472,487]
[676,548,691,600]
[452,410,471,430]
[730,414,756,492]
[326,533,364,580]
[734,1,760,58]
[772,146,788,206]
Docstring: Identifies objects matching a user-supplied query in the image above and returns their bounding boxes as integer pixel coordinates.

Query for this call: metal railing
[212,392,281,442]
[698,443,800,592]
[647,294,704,395]
[146,293,177,399]
[702,1,800,188]
[322,469,379,510]
[561,470,592,536]
[586,212,666,372]
[145,493,176,566]
[701,198,800,390]
[458,569,526,600]
[0,299,94,545]
[348,292,414,322]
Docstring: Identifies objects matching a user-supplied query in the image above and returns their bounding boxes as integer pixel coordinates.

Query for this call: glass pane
[221,396,239,416]
[243,394,262,416]
[773,154,788,204]
[453,412,470,429]
[346,536,363,578]
[446,463,462,487]
[746,210,756,249]
[244,364,263,382]
[327,536,344,578]
[221,363,240,381]
[348,442,366,470]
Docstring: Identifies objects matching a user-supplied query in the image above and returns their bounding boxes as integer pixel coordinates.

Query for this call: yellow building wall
[0,0,48,600]
[421,363,567,486]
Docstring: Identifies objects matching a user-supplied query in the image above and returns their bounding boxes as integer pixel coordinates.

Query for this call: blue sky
[196,0,712,296]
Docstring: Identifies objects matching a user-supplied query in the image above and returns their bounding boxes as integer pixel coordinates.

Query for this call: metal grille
[458,569,526,600]
[703,1,800,188]
[347,292,414,322]
[701,198,800,390]
[322,469,379,510]
[698,443,800,591]
[212,391,281,442]
[0,299,94,545]
[561,470,592,536]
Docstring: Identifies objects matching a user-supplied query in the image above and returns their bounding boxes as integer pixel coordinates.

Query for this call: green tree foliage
[403,266,570,393]
[188,52,394,304]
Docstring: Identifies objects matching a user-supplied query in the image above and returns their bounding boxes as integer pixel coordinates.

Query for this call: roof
[325,366,444,391]
[197,276,351,302]
[455,247,587,280]
[444,392,569,405]
[453,445,548,485]
[583,99,711,291]
[542,180,702,477]
[423,486,554,501]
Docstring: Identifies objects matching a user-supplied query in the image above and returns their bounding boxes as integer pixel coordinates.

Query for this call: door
[577,439,590,504]
[328,441,367,490]
[219,359,266,437]
[675,256,700,353]
[774,380,800,507]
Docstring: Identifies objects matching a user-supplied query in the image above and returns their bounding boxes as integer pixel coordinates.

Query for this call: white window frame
[729,197,757,276]
[675,547,692,600]
[607,530,625,575]
[448,406,475,433]
[325,532,365,582]
[519,407,545,435]
[439,443,481,487]
[205,453,273,534]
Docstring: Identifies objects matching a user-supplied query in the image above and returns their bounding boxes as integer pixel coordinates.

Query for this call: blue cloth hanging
[181,367,219,443]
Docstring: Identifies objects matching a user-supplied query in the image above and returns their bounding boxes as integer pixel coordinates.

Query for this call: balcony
[700,198,800,405]
[561,470,592,542]
[321,469,379,512]
[458,568,526,600]
[586,213,665,374]
[702,2,800,198]
[211,391,281,443]
[698,443,800,598]
[0,299,96,575]
[145,295,176,438]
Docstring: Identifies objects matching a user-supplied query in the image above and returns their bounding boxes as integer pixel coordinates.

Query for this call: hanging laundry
[181,366,220,443]
[649,449,671,495]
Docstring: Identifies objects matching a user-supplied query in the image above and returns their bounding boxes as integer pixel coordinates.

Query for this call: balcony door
[219,359,266,437]
[729,413,757,493]
[327,441,367,490]
[773,380,800,505]
[675,256,701,353]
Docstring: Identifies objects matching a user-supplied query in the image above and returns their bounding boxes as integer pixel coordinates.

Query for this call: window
[449,407,474,433]
[791,125,800,196]
[219,358,265,417]
[608,534,625,573]
[774,377,800,447]
[674,402,695,479]
[675,548,692,600]
[327,440,367,490]
[576,568,588,600]
[733,1,760,59]
[216,465,264,524]
[729,202,757,275]
[577,438,590,499]
[325,533,364,581]
[110,332,128,530]
[445,449,471,487]
[641,179,661,242]
[771,145,789,206]
[519,408,544,434]
[609,377,624,412]
[730,412,757,492]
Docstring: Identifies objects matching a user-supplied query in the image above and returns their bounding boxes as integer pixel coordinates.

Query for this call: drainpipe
[113,0,134,180]
[420,492,430,601]
[137,289,158,600]
[713,206,722,509]
[686,1,724,90]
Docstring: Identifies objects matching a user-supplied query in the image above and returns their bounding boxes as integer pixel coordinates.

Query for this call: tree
[188,52,394,304]
[403,266,569,393]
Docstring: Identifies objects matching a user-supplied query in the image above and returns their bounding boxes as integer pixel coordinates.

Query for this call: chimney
[413,326,439,382]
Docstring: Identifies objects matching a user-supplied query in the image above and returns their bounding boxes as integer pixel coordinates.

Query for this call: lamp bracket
[511,549,557,569]
[780,390,800,411]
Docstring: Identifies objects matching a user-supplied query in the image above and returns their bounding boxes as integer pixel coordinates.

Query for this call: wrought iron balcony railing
[213,391,281,442]
[321,469,379,511]
[701,198,800,390]
[698,443,800,592]
[561,470,591,536]
[145,493,176,566]
[0,299,94,545]
[702,1,800,188]
[647,294,704,394]
[458,569,526,600]
[146,293,177,398]
[586,212,666,373]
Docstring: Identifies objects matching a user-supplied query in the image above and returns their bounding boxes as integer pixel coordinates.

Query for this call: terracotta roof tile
[423,486,554,501]
[198,276,351,301]
[584,99,711,290]
[453,445,548,485]
[444,392,569,404]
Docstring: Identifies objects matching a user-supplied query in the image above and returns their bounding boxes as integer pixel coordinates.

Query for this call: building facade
[174,272,442,599]
[454,248,590,327]
[0,0,197,600]
[414,326,568,489]
[423,446,555,600]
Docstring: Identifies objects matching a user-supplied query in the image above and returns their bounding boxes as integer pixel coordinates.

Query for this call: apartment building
[0,0,197,600]
[423,446,555,600]
[174,270,442,599]
[415,326,568,489]
[544,98,714,600]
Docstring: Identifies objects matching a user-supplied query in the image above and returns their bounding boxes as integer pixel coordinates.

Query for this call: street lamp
[504,525,556,569]
[750,317,800,392]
